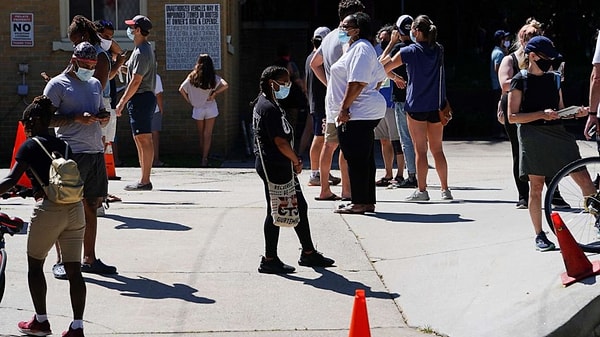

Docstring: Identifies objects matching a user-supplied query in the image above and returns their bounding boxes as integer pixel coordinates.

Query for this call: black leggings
[256,159,315,258]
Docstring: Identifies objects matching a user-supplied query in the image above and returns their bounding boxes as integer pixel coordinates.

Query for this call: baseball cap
[525,35,561,59]
[125,15,152,32]
[72,42,98,62]
[396,15,413,36]
[313,27,331,39]
[494,30,510,40]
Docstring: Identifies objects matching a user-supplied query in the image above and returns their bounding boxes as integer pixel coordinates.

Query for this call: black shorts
[407,110,441,123]
[71,153,108,199]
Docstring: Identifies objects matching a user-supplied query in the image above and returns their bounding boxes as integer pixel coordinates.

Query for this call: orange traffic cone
[348,289,371,337]
[551,212,600,286]
[10,122,32,188]
[104,142,121,180]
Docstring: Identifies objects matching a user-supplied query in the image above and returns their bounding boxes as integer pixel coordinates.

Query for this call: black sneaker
[258,256,295,274]
[124,182,153,191]
[535,232,556,252]
[298,250,335,267]
[551,196,571,209]
[396,177,417,188]
[515,199,528,209]
[81,259,117,274]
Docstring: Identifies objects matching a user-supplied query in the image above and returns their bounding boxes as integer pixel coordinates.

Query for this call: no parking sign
[11,13,34,47]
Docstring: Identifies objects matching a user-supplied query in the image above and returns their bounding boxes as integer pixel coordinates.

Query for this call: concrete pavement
[0,140,599,337]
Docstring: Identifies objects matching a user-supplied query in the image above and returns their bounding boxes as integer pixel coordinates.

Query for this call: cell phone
[96,111,110,119]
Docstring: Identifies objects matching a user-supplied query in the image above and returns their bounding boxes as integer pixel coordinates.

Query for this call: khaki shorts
[28,200,85,262]
[324,123,339,143]
[374,107,400,140]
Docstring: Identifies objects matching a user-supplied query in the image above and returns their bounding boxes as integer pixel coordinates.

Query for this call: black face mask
[535,59,552,72]
[381,40,390,50]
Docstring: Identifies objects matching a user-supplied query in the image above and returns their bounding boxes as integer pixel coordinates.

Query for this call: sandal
[106,194,122,203]
[375,177,393,187]
[334,204,366,214]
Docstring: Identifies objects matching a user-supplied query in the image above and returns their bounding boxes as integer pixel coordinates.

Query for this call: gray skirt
[518,123,581,181]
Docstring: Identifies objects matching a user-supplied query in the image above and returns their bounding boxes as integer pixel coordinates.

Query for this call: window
[69,0,140,30]
[55,0,146,51]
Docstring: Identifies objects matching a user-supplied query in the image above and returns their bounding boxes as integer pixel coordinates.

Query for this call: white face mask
[98,34,112,51]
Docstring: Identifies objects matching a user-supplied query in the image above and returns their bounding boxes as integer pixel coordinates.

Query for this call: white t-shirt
[326,39,387,122]
[179,74,223,108]
[593,36,600,64]
[154,74,163,113]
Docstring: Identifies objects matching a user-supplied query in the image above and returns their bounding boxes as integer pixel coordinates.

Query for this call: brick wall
[0,0,240,165]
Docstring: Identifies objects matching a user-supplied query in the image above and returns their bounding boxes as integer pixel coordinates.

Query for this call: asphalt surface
[0,140,599,337]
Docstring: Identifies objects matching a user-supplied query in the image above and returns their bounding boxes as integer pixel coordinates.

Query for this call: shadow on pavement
[371,212,474,224]
[279,268,400,299]
[102,214,192,231]
[84,274,216,304]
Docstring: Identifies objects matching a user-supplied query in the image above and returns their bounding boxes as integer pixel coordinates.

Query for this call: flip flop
[314,194,342,201]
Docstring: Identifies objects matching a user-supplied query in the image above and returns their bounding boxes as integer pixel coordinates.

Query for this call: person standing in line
[385,14,418,189]
[115,15,156,190]
[179,54,229,167]
[381,15,452,201]
[252,65,335,274]
[45,41,116,277]
[373,24,405,188]
[0,96,87,337]
[490,29,510,139]
[332,12,387,214]
[507,36,593,251]
[305,26,342,190]
[310,0,365,201]
[153,72,166,167]
[584,32,600,144]
[497,20,570,210]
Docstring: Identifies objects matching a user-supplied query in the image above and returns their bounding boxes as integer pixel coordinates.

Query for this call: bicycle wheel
[544,156,600,253]
[0,249,6,303]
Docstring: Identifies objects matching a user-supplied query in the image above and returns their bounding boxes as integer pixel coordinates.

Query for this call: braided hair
[68,15,101,46]
[250,65,288,107]
[22,95,56,135]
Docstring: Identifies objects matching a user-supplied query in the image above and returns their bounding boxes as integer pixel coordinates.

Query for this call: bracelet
[590,111,598,116]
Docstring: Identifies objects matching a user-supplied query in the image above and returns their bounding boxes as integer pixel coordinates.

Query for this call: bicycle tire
[544,156,600,253]
[0,249,6,303]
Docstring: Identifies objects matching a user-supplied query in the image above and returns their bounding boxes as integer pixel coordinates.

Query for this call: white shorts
[192,101,219,120]
[101,97,117,143]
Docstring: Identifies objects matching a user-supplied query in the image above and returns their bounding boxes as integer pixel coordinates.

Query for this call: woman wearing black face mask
[507,36,593,252]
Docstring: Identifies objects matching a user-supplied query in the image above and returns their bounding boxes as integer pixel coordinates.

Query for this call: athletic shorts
[374,107,400,140]
[407,110,441,123]
[311,111,326,137]
[72,153,108,199]
[324,123,339,143]
[127,91,156,135]
[28,200,84,262]
[152,112,163,132]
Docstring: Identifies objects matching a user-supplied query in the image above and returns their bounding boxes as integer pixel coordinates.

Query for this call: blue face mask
[127,27,135,41]
[273,83,291,100]
[75,64,95,82]
[338,30,351,44]
[410,30,417,43]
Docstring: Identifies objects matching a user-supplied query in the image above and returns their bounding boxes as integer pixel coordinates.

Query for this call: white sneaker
[406,189,430,201]
[441,189,453,200]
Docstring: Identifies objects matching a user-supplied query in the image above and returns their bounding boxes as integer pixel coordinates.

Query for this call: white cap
[313,26,331,39]
[396,15,414,36]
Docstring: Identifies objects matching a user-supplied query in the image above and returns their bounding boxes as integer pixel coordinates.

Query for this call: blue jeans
[394,101,416,174]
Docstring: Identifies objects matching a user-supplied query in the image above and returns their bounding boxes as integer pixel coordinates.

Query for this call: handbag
[255,138,300,228]
[438,46,452,126]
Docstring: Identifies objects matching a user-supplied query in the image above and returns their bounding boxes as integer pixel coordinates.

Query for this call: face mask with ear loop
[271,82,291,99]
[98,34,112,51]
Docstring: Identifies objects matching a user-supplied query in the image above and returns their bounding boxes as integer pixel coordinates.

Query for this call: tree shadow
[279,268,399,299]
[102,214,192,231]
[84,274,215,304]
